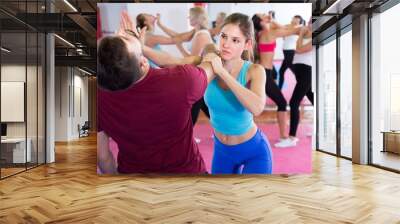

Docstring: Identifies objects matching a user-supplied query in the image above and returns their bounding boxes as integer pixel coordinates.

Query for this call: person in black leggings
[271,65,279,81]
[265,68,287,112]
[279,15,305,89]
[275,19,313,148]
[278,49,295,89]
[289,64,313,137]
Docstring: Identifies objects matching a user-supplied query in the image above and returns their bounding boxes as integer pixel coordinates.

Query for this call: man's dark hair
[97,36,143,91]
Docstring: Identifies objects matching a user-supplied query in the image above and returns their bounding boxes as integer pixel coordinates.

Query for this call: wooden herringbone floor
[1,134,400,224]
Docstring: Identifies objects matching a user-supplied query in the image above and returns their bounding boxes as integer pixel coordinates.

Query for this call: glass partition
[317,36,337,155]
[339,28,352,158]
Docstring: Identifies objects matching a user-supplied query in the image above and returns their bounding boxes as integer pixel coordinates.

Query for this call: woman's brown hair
[222,13,255,62]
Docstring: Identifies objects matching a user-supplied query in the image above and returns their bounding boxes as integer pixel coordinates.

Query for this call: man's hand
[117,11,138,40]
[117,11,148,47]
[137,26,147,46]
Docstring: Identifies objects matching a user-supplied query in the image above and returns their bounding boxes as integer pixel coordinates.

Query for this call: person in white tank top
[186,29,213,54]
[292,37,312,66]
[282,34,298,50]
[278,15,305,90]
[276,19,314,148]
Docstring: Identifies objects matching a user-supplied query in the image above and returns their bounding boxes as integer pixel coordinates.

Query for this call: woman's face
[189,13,199,27]
[219,23,250,61]
[144,14,156,26]
[256,13,271,27]
[216,14,225,26]
[291,16,301,26]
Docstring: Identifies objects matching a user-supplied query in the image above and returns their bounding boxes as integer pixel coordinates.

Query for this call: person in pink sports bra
[258,40,276,53]
[252,13,301,147]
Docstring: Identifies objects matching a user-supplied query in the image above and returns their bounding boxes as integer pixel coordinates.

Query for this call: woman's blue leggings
[211,129,273,174]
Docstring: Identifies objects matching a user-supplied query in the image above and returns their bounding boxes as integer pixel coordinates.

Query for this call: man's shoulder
[152,65,204,77]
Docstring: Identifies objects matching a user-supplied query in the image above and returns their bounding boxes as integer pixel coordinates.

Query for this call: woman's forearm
[175,29,195,42]
[158,21,178,37]
[218,69,265,116]
[158,21,194,42]
[176,43,191,57]
[296,29,305,49]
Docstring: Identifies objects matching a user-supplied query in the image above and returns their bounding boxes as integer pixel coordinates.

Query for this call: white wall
[98,3,128,36]
[54,67,89,141]
[1,64,46,163]
[1,65,25,125]
[207,3,233,24]
[1,65,29,138]
[72,73,89,138]
[55,67,67,141]
[1,65,26,81]
[228,3,311,25]
[98,3,311,59]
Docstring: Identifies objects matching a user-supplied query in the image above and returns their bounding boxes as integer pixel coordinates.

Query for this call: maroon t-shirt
[98,65,207,174]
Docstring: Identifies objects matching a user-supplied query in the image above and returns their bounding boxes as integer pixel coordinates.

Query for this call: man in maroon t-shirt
[97,26,216,174]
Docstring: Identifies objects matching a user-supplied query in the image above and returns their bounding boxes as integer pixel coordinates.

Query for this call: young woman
[135,13,195,68]
[204,13,272,174]
[157,7,213,142]
[277,19,314,147]
[279,15,305,89]
[251,13,300,147]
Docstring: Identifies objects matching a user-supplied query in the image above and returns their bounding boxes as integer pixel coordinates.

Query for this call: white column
[46,1,55,163]
[352,14,369,164]
[46,33,55,163]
